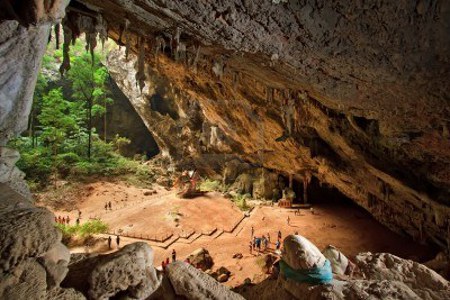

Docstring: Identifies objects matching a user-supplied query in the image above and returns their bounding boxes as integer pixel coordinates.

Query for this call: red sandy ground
[44,181,435,287]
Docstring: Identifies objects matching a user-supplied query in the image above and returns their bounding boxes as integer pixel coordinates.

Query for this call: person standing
[278,230,282,240]
[172,249,177,262]
[287,215,290,225]
[108,236,112,249]
[276,239,281,250]
[66,216,70,225]
[249,240,253,254]
[116,235,120,248]
[104,203,108,211]
[251,226,254,238]
[267,233,271,243]
[76,218,80,226]
[108,201,112,210]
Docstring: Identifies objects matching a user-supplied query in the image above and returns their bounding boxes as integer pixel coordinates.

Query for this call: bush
[199,179,221,192]
[56,219,108,245]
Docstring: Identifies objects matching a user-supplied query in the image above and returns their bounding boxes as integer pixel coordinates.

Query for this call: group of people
[55,215,71,225]
[107,235,121,249]
[249,227,283,254]
[104,201,113,211]
[55,210,82,226]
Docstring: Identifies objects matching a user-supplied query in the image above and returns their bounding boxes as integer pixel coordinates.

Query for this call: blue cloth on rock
[280,259,333,284]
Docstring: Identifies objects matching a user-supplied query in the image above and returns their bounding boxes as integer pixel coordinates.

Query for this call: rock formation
[53,0,447,252]
[237,235,450,300]
[62,243,161,299]
[0,1,450,299]
[166,261,244,300]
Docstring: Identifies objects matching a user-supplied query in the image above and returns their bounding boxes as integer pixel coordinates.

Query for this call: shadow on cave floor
[284,176,437,262]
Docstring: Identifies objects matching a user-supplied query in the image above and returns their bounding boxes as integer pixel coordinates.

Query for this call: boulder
[322,245,350,276]
[166,261,244,300]
[0,207,61,272]
[46,287,86,300]
[187,247,214,271]
[217,273,229,283]
[38,242,70,288]
[230,173,254,195]
[252,170,279,200]
[256,254,277,274]
[223,159,250,185]
[355,252,450,292]
[0,259,47,300]
[282,235,327,270]
[62,242,161,299]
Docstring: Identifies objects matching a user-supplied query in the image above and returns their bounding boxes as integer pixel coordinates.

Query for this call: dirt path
[41,181,436,287]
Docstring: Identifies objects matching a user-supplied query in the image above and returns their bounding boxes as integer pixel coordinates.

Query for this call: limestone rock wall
[84,0,450,250]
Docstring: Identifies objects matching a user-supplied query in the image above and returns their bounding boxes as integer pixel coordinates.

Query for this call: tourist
[66,216,70,224]
[172,249,177,262]
[116,235,120,248]
[76,218,80,226]
[287,215,290,225]
[261,235,266,250]
[108,201,112,210]
[165,257,170,266]
[108,236,112,249]
[251,226,254,237]
[104,203,108,211]
[276,239,281,250]
[54,216,58,223]
[62,216,66,224]
[162,261,166,272]
[78,210,82,218]
[264,236,269,249]
[256,237,261,252]
[58,216,62,224]
[249,241,253,254]
[278,230,282,240]
[267,233,271,243]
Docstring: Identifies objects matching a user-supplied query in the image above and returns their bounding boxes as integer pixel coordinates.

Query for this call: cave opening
[289,176,353,206]
[1,1,449,298]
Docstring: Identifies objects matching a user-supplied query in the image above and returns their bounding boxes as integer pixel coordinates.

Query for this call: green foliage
[113,134,131,156]
[56,219,108,244]
[232,193,250,211]
[8,37,153,189]
[199,179,221,192]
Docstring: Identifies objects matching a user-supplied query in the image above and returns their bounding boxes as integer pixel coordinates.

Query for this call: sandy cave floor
[41,181,436,287]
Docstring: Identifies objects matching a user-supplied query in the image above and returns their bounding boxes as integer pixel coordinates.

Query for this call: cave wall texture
[58,0,450,249]
[0,0,449,252]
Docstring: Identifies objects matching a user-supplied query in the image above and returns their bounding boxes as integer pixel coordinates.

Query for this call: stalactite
[192,44,200,72]
[303,171,312,204]
[54,23,60,49]
[124,19,131,59]
[96,14,108,50]
[59,20,72,76]
[174,27,181,61]
[135,37,147,93]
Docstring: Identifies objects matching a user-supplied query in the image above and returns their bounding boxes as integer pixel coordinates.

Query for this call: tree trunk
[88,99,92,160]
[103,99,107,142]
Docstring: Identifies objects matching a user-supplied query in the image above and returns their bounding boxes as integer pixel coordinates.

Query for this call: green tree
[28,73,47,147]
[68,51,112,159]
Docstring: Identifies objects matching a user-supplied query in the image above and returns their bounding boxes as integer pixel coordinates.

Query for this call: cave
[1,1,449,299]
